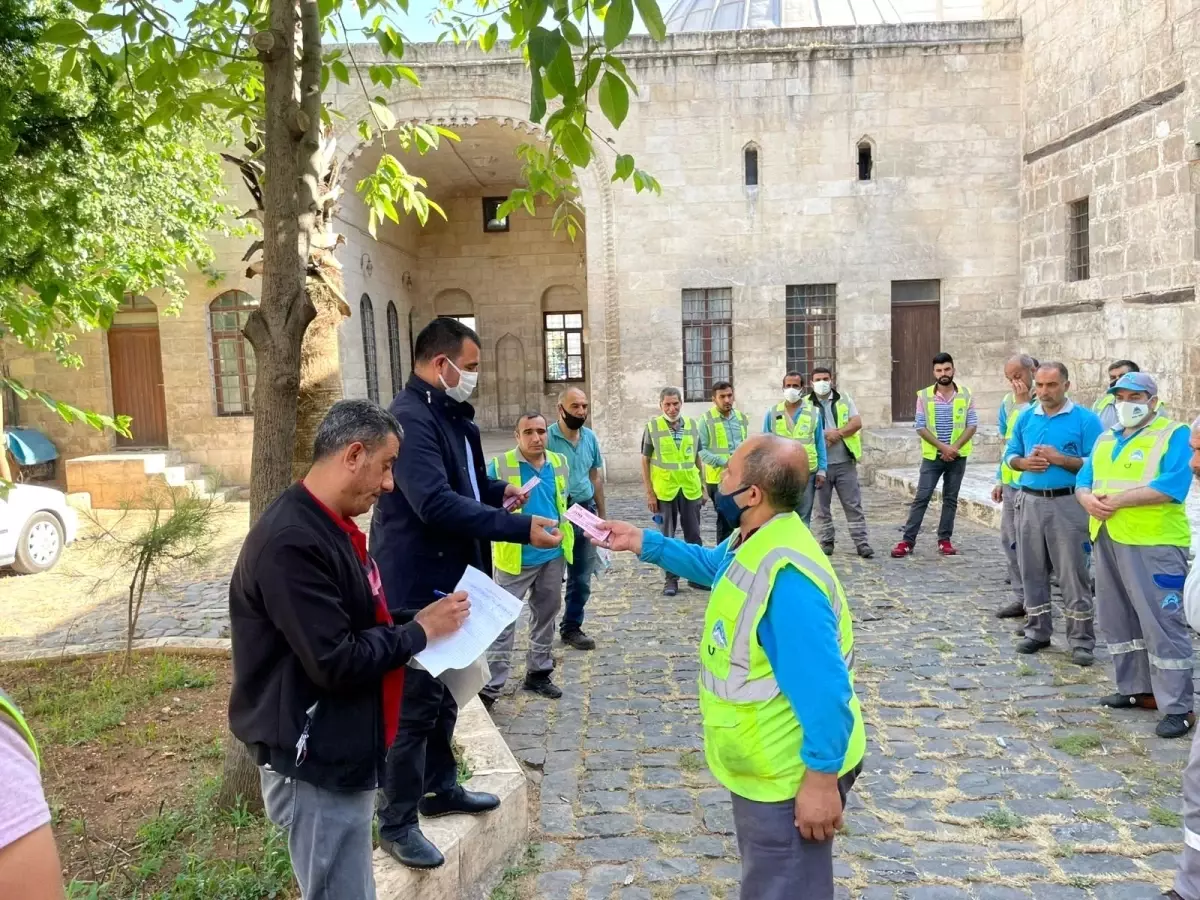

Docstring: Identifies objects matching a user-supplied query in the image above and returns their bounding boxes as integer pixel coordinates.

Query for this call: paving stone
[677,836,730,858]
[639,789,697,814]
[619,890,652,900]
[1050,820,1121,844]
[577,838,660,861]
[641,858,701,881]
[672,886,710,900]
[536,870,582,898]
[1092,884,1173,900]
[1056,853,1141,876]
[581,791,632,814]
[579,814,638,836]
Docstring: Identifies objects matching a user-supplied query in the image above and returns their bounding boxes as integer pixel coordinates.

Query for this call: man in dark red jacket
[229,399,469,900]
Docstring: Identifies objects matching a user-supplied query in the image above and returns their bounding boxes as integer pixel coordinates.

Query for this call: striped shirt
[914,385,979,442]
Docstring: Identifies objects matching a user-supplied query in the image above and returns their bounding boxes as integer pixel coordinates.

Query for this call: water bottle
[652,513,664,527]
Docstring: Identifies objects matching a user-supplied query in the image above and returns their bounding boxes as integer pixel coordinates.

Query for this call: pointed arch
[742,140,761,187]
[856,135,876,181]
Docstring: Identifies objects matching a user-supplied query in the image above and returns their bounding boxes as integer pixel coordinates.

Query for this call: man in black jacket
[229,400,469,900]
[371,317,563,868]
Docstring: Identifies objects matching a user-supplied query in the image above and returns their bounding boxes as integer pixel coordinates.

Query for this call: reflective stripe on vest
[919,384,974,460]
[648,416,703,501]
[832,397,861,461]
[769,402,819,470]
[491,448,575,574]
[1088,415,1190,547]
[702,408,748,485]
[0,690,39,770]
[999,393,1032,487]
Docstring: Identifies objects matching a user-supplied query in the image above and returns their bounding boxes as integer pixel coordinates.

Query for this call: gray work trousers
[796,475,817,526]
[484,556,565,697]
[260,766,376,900]
[660,492,702,584]
[812,460,869,549]
[1174,725,1200,898]
[1016,491,1094,650]
[1000,485,1024,606]
[731,765,860,900]
[1093,533,1193,714]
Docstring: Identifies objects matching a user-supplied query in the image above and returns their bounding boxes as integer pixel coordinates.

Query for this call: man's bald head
[727,434,809,513]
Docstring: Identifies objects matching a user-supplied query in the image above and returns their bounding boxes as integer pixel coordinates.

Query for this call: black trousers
[707,482,735,544]
[901,456,967,545]
[378,665,459,840]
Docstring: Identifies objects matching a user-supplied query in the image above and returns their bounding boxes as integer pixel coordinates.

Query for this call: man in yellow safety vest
[1093,359,1166,430]
[641,386,706,596]
[808,366,873,558]
[764,371,826,526]
[599,434,864,899]
[699,380,748,544]
[483,412,575,706]
[991,354,1038,619]
[1077,372,1196,740]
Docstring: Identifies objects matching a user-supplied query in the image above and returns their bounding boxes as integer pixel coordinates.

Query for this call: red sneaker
[938,539,958,556]
[890,541,913,558]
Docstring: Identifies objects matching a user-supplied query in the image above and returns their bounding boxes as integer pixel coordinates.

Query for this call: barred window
[360,294,379,404]
[209,290,258,416]
[1068,198,1090,282]
[544,312,585,382]
[386,301,403,397]
[785,284,837,377]
[682,288,733,402]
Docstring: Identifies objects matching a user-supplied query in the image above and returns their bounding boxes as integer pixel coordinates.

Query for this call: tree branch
[129,0,258,62]
[335,10,389,143]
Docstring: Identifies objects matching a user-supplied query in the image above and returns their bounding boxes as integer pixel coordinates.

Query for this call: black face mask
[560,406,587,431]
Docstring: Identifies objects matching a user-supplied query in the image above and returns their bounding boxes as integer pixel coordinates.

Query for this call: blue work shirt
[762,409,828,475]
[639,527,853,774]
[486,454,561,567]
[1003,400,1103,491]
[547,423,603,504]
[1077,419,1195,503]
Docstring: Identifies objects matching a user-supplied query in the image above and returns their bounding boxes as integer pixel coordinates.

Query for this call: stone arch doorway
[495,333,527,429]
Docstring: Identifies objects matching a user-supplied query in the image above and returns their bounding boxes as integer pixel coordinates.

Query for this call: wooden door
[108,326,168,448]
[890,282,942,422]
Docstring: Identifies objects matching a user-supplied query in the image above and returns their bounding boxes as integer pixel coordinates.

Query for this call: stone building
[6,0,1197,493]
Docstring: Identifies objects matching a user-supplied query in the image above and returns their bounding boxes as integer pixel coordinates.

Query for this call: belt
[1021,486,1076,498]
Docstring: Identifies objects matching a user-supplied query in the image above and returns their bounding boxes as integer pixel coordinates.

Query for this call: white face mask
[813,381,832,397]
[783,387,803,404]
[664,411,680,422]
[439,358,478,403]
[1116,400,1151,429]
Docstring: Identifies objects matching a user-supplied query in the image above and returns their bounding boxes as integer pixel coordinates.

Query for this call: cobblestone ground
[491,486,1192,900]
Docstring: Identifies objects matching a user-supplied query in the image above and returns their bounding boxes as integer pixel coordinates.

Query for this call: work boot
[1163,891,1186,899]
[1071,647,1095,668]
[820,542,834,556]
[1156,712,1196,739]
[1099,692,1158,710]
[419,786,501,818]
[380,828,444,869]
[1013,624,1025,636]
[996,600,1025,619]
[938,539,958,556]
[561,629,596,651]
[857,545,875,559]
[890,541,913,558]
[1015,638,1050,655]
[663,580,678,597]
[523,672,563,700]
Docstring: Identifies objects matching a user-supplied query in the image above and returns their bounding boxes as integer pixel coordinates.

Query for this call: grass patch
[931,637,954,653]
[1052,733,1104,757]
[11,654,214,746]
[977,807,1026,834]
[491,844,540,900]
[1075,807,1111,823]
[453,739,473,784]
[1016,662,1035,677]
[1150,805,1182,828]
[679,750,703,772]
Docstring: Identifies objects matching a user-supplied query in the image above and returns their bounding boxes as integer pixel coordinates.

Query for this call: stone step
[860,427,1005,477]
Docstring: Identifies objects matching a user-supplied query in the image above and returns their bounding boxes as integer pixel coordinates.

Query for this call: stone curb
[0,637,529,900]
[871,467,1002,530]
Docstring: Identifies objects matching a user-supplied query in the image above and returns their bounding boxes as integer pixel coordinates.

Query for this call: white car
[0,484,79,574]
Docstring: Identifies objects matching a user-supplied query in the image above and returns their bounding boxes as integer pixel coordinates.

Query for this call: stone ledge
[0,636,234,663]
[873,466,1002,530]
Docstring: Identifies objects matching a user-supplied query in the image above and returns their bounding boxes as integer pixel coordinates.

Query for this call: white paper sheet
[413,565,522,677]
[411,655,492,708]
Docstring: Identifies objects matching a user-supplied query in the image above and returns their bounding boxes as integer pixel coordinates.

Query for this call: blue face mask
[715,484,752,527]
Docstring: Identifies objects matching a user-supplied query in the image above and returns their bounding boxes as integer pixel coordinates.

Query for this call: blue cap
[1108,372,1158,396]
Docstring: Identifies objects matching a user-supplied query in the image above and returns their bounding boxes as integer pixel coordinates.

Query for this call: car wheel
[12,512,65,574]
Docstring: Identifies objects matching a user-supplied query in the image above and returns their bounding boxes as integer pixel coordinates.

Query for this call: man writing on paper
[597,434,865,899]
[481,412,574,707]
[370,318,563,870]
[228,401,470,900]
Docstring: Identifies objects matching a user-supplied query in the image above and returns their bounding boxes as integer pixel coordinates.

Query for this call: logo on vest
[1162,593,1182,611]
[710,620,729,651]
[1130,450,1145,462]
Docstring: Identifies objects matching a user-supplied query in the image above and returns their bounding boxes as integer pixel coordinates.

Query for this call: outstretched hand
[596,520,644,556]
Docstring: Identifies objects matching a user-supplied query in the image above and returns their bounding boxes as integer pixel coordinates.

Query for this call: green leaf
[557,122,591,167]
[604,0,633,48]
[370,101,397,131]
[86,12,124,29]
[179,56,201,80]
[529,70,547,123]
[480,22,499,51]
[527,26,561,68]
[332,60,349,84]
[69,0,102,13]
[635,0,667,40]
[43,19,89,45]
[546,39,576,100]
[598,71,629,128]
[613,153,634,180]
[560,19,583,45]
[580,57,602,93]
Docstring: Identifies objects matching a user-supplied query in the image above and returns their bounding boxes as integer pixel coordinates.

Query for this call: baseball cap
[1108,372,1158,396]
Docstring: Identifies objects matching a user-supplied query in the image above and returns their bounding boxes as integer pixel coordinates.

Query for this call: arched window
[209,290,258,416]
[386,301,404,398]
[360,294,379,404]
[857,140,874,181]
[744,144,759,187]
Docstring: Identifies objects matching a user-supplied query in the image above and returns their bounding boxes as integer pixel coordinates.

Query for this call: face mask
[715,484,752,527]
[813,381,832,397]
[560,406,587,431]
[439,358,478,403]
[783,388,803,404]
[664,411,680,422]
[1116,401,1151,429]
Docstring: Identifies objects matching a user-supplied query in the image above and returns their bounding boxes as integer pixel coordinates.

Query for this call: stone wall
[986,0,1200,418]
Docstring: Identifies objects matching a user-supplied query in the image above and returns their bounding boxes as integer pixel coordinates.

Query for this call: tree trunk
[217,0,326,812]
[292,271,347,480]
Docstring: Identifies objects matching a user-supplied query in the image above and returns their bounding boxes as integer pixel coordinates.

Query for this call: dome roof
[663,0,983,33]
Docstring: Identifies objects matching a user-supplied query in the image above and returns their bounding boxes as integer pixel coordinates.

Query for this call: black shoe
[523,674,563,699]
[478,692,496,712]
[380,829,444,869]
[1071,647,1095,668]
[663,582,678,597]
[1156,713,1196,739]
[820,543,834,556]
[1012,624,1025,636]
[857,545,875,559]
[1015,638,1051,655]
[419,787,501,818]
[996,600,1025,619]
[1099,692,1158,710]
[687,581,708,591]
[1004,576,1011,585]
[561,629,596,650]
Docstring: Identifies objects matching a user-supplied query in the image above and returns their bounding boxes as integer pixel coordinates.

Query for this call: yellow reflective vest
[647,416,703,501]
[998,392,1032,487]
[822,394,862,461]
[1087,415,1191,547]
[698,512,866,802]
[918,384,974,460]
[491,449,574,575]
[768,402,820,471]
[0,690,39,770]
[700,407,748,485]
